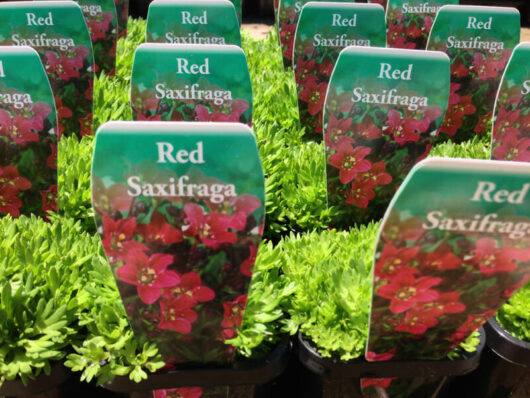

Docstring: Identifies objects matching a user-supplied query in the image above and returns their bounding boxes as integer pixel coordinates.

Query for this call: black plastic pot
[444,316,530,398]
[297,329,486,398]
[102,340,291,398]
[0,363,71,398]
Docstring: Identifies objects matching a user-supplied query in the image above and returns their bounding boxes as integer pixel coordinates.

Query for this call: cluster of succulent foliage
[497,282,530,341]
[2,16,506,387]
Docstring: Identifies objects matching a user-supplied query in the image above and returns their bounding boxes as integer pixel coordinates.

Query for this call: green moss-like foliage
[0,215,162,385]
[497,282,530,341]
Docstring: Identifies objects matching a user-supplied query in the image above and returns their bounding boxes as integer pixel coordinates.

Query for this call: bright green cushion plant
[1,17,489,387]
[497,282,530,342]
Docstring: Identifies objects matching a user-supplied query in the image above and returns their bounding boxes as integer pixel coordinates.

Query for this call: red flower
[136,211,183,247]
[0,165,31,192]
[240,245,258,277]
[183,203,237,249]
[394,309,439,334]
[375,244,420,280]
[361,378,396,389]
[153,387,203,398]
[387,23,405,46]
[473,53,501,81]
[456,310,497,333]
[324,114,354,150]
[418,246,462,272]
[117,248,179,304]
[360,162,392,189]
[377,272,441,314]
[298,75,328,116]
[470,238,519,275]
[73,45,90,68]
[40,184,57,215]
[382,212,425,243]
[366,350,394,362]
[384,110,426,145]
[223,194,261,231]
[346,181,375,208]
[494,130,530,161]
[102,216,139,258]
[295,57,316,84]
[353,116,382,141]
[328,142,371,184]
[158,297,198,334]
[0,109,39,146]
[221,295,247,328]
[280,21,296,61]
[405,22,422,40]
[439,91,475,137]
[54,96,73,137]
[474,111,492,134]
[162,271,215,307]
[451,58,470,78]
[0,185,22,217]
[414,291,466,318]
[494,108,520,136]
[317,58,334,79]
[87,12,114,41]
[79,114,92,136]
[45,51,80,81]
[47,144,57,170]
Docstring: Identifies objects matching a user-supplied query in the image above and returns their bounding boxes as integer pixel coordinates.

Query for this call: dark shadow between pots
[443,316,529,398]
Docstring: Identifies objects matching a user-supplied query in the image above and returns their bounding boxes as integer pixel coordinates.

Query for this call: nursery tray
[103,340,291,392]
[485,317,530,367]
[298,329,486,379]
[0,363,71,397]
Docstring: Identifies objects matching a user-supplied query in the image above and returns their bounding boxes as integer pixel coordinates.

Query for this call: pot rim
[485,316,530,367]
[103,338,291,392]
[0,362,71,396]
[297,328,486,379]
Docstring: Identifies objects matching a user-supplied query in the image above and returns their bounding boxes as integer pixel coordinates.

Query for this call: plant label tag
[115,0,128,38]
[229,0,241,26]
[426,5,520,143]
[294,3,386,139]
[146,0,241,47]
[75,0,117,75]
[363,157,530,395]
[0,1,94,138]
[323,47,449,227]
[386,0,458,50]
[91,121,266,367]
[368,0,387,10]
[277,0,354,69]
[131,44,252,125]
[0,47,58,220]
[491,43,530,162]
